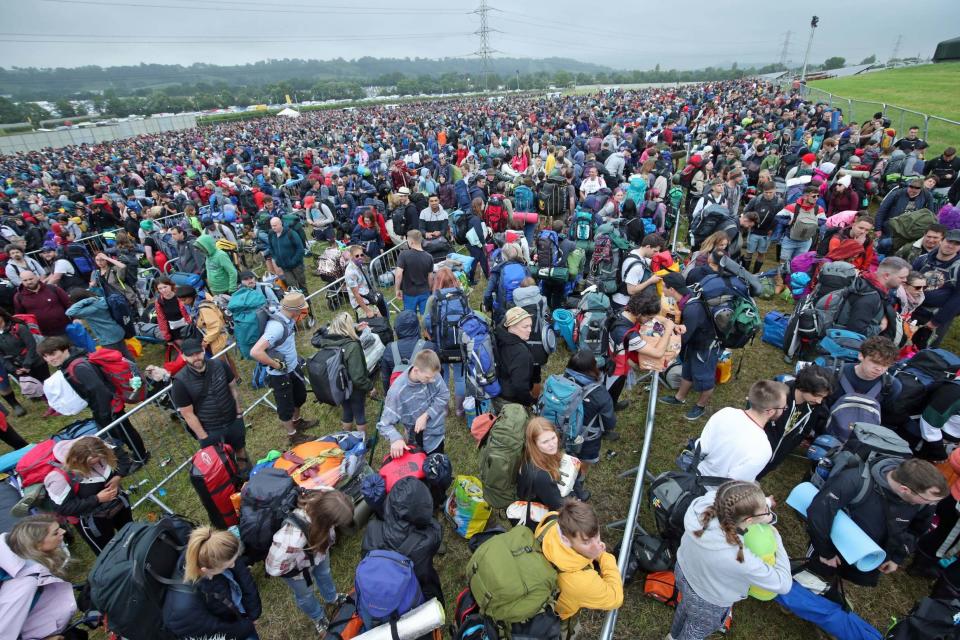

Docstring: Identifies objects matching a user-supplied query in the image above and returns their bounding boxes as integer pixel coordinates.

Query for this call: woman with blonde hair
[314,312,373,432]
[670,481,791,640]
[0,514,77,640]
[40,435,132,554]
[163,526,261,640]
[423,267,468,413]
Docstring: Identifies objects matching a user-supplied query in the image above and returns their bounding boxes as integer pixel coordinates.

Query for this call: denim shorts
[746,233,771,254]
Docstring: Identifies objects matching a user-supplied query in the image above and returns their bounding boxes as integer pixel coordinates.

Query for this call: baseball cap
[503,306,531,328]
[238,270,256,281]
[181,338,204,356]
[661,272,690,296]
[945,229,960,243]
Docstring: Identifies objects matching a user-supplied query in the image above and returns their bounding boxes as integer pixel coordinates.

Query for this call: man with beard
[170,338,250,474]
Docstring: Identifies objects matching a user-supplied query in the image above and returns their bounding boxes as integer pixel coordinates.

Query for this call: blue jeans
[403,293,429,315]
[779,237,813,265]
[441,362,466,397]
[282,555,338,622]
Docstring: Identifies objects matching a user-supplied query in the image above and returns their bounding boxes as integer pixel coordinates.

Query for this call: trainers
[614,400,630,410]
[659,396,686,406]
[684,405,706,420]
[288,431,314,446]
[294,417,319,432]
[313,615,329,634]
[794,570,829,595]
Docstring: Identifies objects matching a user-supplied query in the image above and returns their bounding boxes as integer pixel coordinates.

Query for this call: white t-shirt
[612,252,651,306]
[52,259,76,277]
[696,407,772,482]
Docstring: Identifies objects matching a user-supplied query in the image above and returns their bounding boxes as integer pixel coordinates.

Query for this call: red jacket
[155,296,192,342]
[827,231,877,273]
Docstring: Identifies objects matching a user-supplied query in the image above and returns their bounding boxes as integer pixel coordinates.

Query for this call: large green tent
[934,36,960,62]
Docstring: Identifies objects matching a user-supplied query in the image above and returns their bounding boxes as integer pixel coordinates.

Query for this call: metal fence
[0,115,198,154]
[85,240,408,515]
[25,210,191,259]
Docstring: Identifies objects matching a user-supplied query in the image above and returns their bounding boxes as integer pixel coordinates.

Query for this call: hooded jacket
[379,310,437,390]
[759,380,829,479]
[43,438,130,521]
[314,332,372,395]
[361,477,443,602]
[0,318,42,374]
[0,533,77,640]
[175,236,205,275]
[66,296,125,346]
[875,185,934,236]
[13,283,70,336]
[675,493,791,608]
[535,515,623,620]
[266,225,305,271]
[837,273,889,338]
[494,324,535,406]
[195,235,237,295]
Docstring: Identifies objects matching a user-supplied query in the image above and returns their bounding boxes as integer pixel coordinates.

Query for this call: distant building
[934,36,960,63]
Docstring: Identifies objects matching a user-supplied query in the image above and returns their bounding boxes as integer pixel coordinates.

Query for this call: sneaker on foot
[602,430,620,441]
[614,400,630,410]
[659,396,686,406]
[313,615,329,634]
[288,431,313,446]
[684,405,706,420]
[294,417,319,431]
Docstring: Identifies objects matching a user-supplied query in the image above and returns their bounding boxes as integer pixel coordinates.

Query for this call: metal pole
[799,16,818,82]
[598,374,660,640]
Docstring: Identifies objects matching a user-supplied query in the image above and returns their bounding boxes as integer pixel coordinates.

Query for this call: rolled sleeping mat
[353,597,445,640]
[510,210,539,224]
[552,309,576,351]
[786,482,886,572]
[446,252,476,273]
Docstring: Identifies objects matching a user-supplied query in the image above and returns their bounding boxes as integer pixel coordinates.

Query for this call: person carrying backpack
[65,289,133,360]
[380,310,436,392]
[162,526,262,640]
[823,336,902,442]
[265,490,355,634]
[37,336,148,462]
[562,349,617,470]
[671,481,791,640]
[535,499,623,638]
[377,349,447,458]
[423,269,468,414]
[494,307,536,408]
[459,197,489,285]
[484,243,529,324]
[911,228,960,349]
[776,185,826,266]
[797,458,947,599]
[612,234,664,309]
[609,290,678,410]
[194,234,238,296]
[0,515,78,640]
[312,312,373,435]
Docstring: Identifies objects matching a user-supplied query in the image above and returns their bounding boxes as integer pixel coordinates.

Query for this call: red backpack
[66,348,146,413]
[15,439,77,492]
[12,314,41,336]
[378,449,426,492]
[484,194,508,233]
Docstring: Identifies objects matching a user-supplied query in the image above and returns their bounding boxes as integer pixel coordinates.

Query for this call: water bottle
[463,396,477,429]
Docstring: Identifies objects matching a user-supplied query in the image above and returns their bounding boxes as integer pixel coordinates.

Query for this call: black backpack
[886,596,960,640]
[88,516,194,640]
[391,206,409,238]
[237,467,305,563]
[648,445,728,549]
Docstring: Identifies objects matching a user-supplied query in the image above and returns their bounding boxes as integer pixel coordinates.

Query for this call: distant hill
[0,57,612,100]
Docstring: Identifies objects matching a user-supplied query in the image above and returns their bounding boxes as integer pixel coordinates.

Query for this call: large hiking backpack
[478,403,527,509]
[460,313,500,399]
[88,516,194,640]
[432,287,470,363]
[466,520,558,626]
[888,208,937,252]
[689,204,732,249]
[814,278,882,336]
[228,289,270,359]
[787,205,820,242]
[811,423,911,498]
[574,292,612,369]
[495,262,527,312]
[648,447,728,549]
[150,231,180,260]
[66,348,146,411]
[484,195,508,233]
[538,175,569,219]
[886,596,960,640]
[307,344,353,405]
[238,466,303,563]
[537,374,602,454]
[65,243,95,278]
[815,261,857,298]
[535,230,561,268]
[189,443,242,529]
[589,223,631,295]
[690,274,761,349]
[388,339,426,386]
[455,179,472,211]
[890,348,960,421]
[355,550,424,631]
[523,299,556,367]
[105,292,137,339]
[391,206,409,238]
[571,208,595,242]
[826,374,890,442]
[451,209,472,245]
[513,185,535,213]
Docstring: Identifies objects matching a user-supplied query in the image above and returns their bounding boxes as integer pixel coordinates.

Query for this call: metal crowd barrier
[26,210,190,259]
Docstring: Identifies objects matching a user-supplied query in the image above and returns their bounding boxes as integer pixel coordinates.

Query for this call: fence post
[924,115,930,141]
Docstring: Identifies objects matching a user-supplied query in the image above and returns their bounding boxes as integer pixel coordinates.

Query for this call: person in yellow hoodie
[535,499,624,639]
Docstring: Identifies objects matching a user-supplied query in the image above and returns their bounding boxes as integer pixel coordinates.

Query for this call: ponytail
[184,526,241,582]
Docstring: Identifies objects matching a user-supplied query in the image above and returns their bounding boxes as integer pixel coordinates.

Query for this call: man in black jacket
[925,146,960,194]
[799,458,947,597]
[834,257,909,338]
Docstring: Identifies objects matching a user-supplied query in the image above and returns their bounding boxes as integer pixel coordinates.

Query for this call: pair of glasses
[751,510,778,525]
[909,284,927,291]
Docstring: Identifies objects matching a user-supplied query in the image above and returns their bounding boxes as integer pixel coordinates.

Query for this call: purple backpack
[790,250,821,275]
[355,550,423,631]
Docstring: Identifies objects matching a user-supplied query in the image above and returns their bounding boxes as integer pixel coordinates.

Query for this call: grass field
[810,63,960,155]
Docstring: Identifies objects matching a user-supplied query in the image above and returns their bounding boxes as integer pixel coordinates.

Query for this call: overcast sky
[2,0,958,71]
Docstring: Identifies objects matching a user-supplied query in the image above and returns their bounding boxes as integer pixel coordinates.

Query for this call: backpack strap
[390,341,403,367]
[535,513,559,545]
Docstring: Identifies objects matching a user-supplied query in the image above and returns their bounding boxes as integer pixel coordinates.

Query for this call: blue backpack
[459,312,501,399]
[65,321,96,353]
[691,273,761,349]
[818,329,865,363]
[432,287,471,363]
[495,262,527,312]
[537,374,602,454]
[535,230,561,268]
[513,185,535,212]
[454,179,472,211]
[355,550,423,632]
[572,208,595,242]
[105,293,136,339]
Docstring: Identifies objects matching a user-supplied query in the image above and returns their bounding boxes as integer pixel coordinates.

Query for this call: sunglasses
[908,283,926,290]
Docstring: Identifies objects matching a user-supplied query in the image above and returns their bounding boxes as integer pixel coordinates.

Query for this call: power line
[472,0,497,90]
[0,32,473,46]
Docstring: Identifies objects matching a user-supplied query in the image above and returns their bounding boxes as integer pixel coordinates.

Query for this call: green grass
[11,238,960,640]
[810,63,960,155]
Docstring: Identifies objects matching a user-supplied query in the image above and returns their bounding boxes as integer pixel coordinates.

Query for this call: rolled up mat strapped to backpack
[551,309,576,351]
[786,482,886,572]
[446,252,475,274]
[353,597,445,640]
[774,580,881,640]
[509,210,539,224]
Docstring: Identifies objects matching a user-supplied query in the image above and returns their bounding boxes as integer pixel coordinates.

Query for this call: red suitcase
[190,444,242,528]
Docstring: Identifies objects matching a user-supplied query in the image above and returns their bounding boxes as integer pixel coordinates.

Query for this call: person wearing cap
[494,306,536,409]
[911,228,960,348]
[660,271,690,323]
[250,290,318,444]
[875,177,935,254]
[170,338,250,474]
[776,184,826,265]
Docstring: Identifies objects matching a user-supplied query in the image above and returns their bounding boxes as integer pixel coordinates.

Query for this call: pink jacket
[0,533,77,640]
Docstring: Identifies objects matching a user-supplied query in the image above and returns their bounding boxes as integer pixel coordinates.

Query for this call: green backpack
[888,208,936,252]
[566,247,585,277]
[466,521,558,626]
[478,403,527,510]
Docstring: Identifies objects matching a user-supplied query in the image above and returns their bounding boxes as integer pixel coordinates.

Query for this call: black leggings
[107,414,148,462]
[0,424,28,451]
[607,375,627,405]
[76,507,133,555]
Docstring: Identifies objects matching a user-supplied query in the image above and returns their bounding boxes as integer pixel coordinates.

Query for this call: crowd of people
[0,78,959,640]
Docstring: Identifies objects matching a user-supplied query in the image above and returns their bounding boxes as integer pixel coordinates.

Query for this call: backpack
[566,247,585,277]
[307,345,353,406]
[15,439,77,494]
[690,274,761,349]
[66,348,146,411]
[64,243,95,278]
[689,204,731,248]
[391,206,409,238]
[538,175,568,219]
[460,313,500,399]
[536,374,602,454]
[523,299,555,367]
[355,550,424,632]
[886,596,960,640]
[105,292,137,339]
[818,329,865,363]
[11,314,40,336]
[451,209,472,245]
[826,374,889,442]
[814,261,857,297]
[589,223,630,295]
[388,339,426,386]
[811,423,911,501]
[189,443,242,529]
[648,446,729,548]
[495,262,527,312]
[484,195,508,233]
[617,254,650,299]
[788,205,820,242]
[149,231,179,260]
[679,163,700,190]
[88,516,194,640]
[513,185,535,212]
[535,230,561,268]
[455,179,472,211]
[888,208,936,252]
[815,226,844,257]
[466,520,558,626]
[890,348,960,419]
[432,288,471,363]
[572,208,594,242]
[256,308,293,359]
[815,278,882,335]
[237,466,303,563]
[477,403,527,509]
[574,292,612,369]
